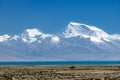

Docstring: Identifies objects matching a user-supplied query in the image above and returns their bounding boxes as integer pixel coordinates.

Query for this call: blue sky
[0,0,120,35]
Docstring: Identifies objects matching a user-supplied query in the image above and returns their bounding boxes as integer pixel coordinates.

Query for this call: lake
[0,61,120,65]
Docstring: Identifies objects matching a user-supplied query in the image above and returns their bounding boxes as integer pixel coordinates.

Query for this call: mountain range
[0,22,120,61]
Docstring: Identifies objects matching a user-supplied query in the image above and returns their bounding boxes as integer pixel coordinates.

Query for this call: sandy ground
[0,65,120,80]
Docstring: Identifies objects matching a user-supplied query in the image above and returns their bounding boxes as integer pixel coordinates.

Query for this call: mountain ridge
[0,22,120,61]
[0,22,120,44]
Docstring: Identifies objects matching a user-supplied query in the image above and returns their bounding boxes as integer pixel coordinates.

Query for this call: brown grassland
[0,65,120,80]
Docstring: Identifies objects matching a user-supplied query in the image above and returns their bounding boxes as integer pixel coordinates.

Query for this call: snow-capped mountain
[21,28,60,43]
[0,22,120,61]
[0,34,11,42]
[63,22,120,43]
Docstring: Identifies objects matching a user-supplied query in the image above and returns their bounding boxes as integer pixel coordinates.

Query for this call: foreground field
[0,65,120,80]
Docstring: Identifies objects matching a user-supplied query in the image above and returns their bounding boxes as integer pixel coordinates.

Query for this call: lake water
[0,61,120,65]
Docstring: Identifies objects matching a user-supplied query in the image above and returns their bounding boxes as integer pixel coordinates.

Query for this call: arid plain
[0,65,120,80]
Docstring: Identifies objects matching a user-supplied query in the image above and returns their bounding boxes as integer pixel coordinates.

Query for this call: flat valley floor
[0,65,120,80]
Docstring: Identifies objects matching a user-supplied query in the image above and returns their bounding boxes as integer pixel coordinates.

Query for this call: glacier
[0,22,120,61]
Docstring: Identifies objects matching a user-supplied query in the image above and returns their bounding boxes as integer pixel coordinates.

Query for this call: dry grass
[0,65,120,80]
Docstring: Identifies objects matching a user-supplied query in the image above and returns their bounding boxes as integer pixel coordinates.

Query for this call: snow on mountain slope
[0,28,60,43]
[25,28,42,37]
[0,22,119,44]
[0,34,11,42]
[63,22,120,43]
[11,35,20,40]
[0,22,120,61]
[21,28,60,43]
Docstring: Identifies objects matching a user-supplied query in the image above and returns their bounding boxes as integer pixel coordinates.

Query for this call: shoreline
[0,61,120,66]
